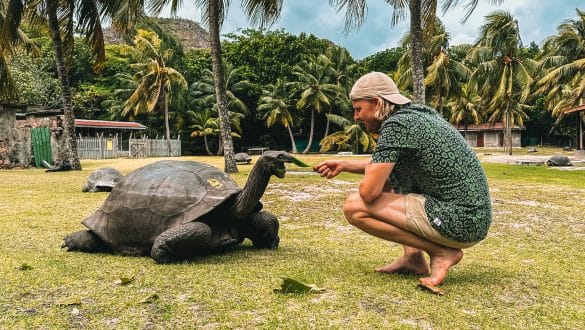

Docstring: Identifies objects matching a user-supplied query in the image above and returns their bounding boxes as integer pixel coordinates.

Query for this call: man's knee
[343,193,365,226]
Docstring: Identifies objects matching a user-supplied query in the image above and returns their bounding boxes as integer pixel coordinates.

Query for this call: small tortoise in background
[546,155,572,167]
[62,151,307,263]
[235,152,252,164]
[82,167,123,192]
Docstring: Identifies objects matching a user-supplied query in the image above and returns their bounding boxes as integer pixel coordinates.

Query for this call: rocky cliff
[103,17,210,49]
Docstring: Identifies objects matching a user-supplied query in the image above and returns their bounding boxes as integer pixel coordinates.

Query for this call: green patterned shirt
[372,104,492,242]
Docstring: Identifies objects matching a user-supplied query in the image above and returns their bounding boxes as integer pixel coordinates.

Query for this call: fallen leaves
[274,277,325,294]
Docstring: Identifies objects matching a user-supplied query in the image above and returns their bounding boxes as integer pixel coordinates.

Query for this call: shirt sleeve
[372,118,415,164]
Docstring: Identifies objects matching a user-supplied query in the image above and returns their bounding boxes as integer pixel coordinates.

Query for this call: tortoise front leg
[242,211,280,249]
[151,222,214,263]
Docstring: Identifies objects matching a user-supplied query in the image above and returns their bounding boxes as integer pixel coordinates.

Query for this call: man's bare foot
[376,251,430,276]
[418,248,463,287]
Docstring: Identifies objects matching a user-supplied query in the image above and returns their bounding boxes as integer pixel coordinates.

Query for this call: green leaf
[114,274,136,286]
[289,156,310,168]
[17,263,33,271]
[274,277,325,294]
[56,297,82,306]
[140,293,159,304]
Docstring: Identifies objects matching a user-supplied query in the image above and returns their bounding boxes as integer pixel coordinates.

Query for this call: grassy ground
[1,150,584,329]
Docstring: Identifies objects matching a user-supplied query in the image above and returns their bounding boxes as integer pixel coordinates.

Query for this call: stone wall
[0,106,66,167]
[0,105,31,167]
[16,114,64,165]
[0,109,15,165]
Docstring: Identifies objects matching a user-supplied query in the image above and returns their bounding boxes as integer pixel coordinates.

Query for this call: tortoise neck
[232,161,271,219]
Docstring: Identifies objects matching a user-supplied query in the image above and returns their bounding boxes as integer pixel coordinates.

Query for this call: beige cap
[349,71,411,105]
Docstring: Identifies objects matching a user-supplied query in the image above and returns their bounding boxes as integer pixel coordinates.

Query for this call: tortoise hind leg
[243,211,280,249]
[151,222,215,263]
[62,230,111,253]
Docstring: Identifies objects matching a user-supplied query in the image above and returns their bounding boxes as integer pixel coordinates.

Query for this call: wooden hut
[452,123,525,148]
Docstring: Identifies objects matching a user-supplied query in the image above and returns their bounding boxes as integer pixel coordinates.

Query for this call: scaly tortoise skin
[62,151,303,263]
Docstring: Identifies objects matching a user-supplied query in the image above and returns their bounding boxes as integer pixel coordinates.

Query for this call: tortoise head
[259,150,309,178]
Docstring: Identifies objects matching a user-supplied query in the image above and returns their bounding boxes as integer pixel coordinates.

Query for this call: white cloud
[162,0,583,58]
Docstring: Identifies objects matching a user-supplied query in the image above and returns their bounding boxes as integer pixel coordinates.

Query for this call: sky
[161,1,583,60]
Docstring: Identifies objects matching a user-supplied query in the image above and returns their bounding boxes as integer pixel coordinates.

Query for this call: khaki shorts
[404,193,479,249]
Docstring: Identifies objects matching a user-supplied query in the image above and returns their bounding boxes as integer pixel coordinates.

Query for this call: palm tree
[163,0,283,173]
[467,10,535,155]
[330,0,503,103]
[190,64,251,119]
[395,18,469,112]
[9,0,145,170]
[190,63,251,154]
[0,0,37,102]
[319,114,376,154]
[257,79,298,153]
[188,108,220,155]
[425,44,471,116]
[292,58,341,154]
[122,29,187,154]
[325,45,356,92]
[447,83,482,141]
[534,9,585,119]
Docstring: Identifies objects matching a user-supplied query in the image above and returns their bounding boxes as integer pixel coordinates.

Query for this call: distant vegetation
[4,10,585,155]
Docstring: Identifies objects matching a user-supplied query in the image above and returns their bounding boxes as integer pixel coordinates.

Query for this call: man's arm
[359,162,395,203]
[313,159,370,179]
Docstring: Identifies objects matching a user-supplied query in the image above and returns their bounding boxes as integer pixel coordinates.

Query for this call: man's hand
[313,160,344,179]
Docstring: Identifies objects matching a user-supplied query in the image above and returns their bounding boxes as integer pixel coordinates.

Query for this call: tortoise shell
[82,160,241,254]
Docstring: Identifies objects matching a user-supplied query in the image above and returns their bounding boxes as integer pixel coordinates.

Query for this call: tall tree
[330,0,502,103]
[188,108,219,155]
[447,83,482,141]
[190,63,251,153]
[0,0,37,102]
[257,78,298,153]
[425,44,471,116]
[12,0,140,170]
[292,58,341,154]
[163,0,283,173]
[534,9,585,119]
[467,10,535,155]
[319,113,376,154]
[122,29,187,154]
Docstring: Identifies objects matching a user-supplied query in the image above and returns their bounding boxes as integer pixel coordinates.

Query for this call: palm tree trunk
[203,136,212,155]
[216,135,223,156]
[47,0,81,170]
[302,109,315,154]
[208,0,237,173]
[437,93,444,117]
[287,126,298,153]
[409,0,426,104]
[505,107,513,155]
[163,90,172,156]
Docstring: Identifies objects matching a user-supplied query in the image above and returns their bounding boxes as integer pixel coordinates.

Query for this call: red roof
[452,123,525,131]
[74,119,146,130]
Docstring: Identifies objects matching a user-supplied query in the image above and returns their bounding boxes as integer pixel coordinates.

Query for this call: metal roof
[452,123,525,131]
[74,119,146,130]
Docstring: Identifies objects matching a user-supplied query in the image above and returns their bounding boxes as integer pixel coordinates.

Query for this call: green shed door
[31,127,53,168]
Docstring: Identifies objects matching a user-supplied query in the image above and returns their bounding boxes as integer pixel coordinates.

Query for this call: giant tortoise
[82,167,123,192]
[62,151,307,263]
[235,152,252,164]
[546,155,572,167]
